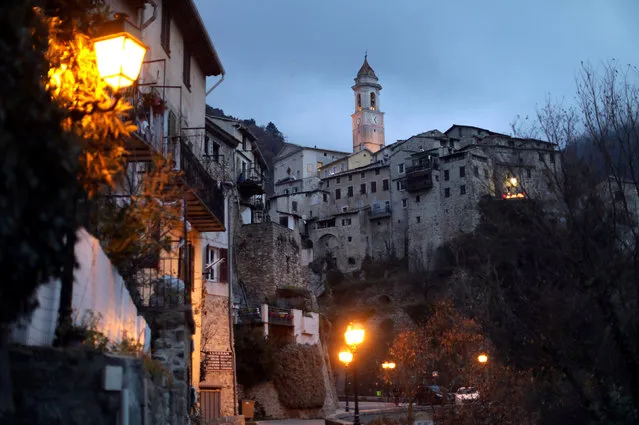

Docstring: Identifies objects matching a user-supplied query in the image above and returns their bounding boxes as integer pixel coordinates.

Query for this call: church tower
[351,55,385,153]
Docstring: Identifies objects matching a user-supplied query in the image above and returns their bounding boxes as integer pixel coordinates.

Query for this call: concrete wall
[11,228,150,350]
[8,346,179,425]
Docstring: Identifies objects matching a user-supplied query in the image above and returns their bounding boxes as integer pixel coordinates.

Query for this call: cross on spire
[365,50,368,59]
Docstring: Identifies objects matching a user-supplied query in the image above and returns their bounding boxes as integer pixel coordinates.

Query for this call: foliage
[0,0,79,327]
[450,61,639,424]
[44,0,135,198]
[272,343,326,409]
[88,153,183,281]
[234,326,279,388]
[386,302,488,425]
[143,355,172,387]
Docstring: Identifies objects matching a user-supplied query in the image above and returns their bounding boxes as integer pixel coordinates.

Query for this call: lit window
[370,92,376,110]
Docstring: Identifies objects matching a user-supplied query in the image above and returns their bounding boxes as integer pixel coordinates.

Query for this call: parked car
[453,387,479,404]
[416,384,446,406]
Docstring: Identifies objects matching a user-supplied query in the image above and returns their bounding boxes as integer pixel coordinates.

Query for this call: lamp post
[477,353,489,385]
[339,350,353,412]
[381,361,396,405]
[93,14,148,91]
[345,323,365,425]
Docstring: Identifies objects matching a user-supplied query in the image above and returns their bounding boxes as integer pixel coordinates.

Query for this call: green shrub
[273,344,326,409]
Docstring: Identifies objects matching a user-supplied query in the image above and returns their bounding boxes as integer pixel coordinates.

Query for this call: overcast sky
[194,0,638,152]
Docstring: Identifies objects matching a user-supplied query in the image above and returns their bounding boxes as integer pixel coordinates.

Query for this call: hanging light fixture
[93,14,148,91]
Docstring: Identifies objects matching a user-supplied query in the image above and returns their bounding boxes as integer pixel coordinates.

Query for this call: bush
[273,344,326,409]
[234,326,278,388]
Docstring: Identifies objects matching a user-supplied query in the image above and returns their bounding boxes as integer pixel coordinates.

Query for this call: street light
[381,361,397,405]
[339,350,353,412]
[93,14,148,91]
[477,354,488,364]
[344,323,365,425]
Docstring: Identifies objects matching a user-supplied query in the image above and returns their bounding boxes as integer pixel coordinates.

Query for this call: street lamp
[345,323,365,425]
[339,350,353,412]
[381,361,397,405]
[477,354,488,364]
[93,14,148,91]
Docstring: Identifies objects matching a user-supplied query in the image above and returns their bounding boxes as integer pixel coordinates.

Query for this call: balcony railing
[127,254,192,311]
[268,307,294,327]
[369,204,392,219]
[180,140,225,232]
[124,88,173,161]
[405,166,434,193]
[237,307,263,324]
[237,166,265,196]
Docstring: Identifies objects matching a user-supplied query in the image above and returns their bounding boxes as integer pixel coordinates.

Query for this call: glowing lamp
[339,350,353,365]
[382,361,396,369]
[509,177,519,187]
[478,354,488,364]
[344,323,365,347]
[93,15,148,91]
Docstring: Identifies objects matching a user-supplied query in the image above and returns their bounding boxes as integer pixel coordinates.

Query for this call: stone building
[271,57,561,274]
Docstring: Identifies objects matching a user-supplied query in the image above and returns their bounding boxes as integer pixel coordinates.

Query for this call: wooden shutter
[219,249,228,283]
[200,389,221,420]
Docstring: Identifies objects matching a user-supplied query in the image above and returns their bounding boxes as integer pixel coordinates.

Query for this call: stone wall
[144,309,194,424]
[235,222,307,305]
[5,345,175,425]
[201,285,237,417]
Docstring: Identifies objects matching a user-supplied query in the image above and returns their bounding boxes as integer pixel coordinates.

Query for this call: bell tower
[351,54,385,153]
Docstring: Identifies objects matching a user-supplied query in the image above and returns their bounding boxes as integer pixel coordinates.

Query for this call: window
[347,186,353,197]
[342,218,352,226]
[348,236,353,242]
[473,166,479,177]
[286,256,290,273]
[444,188,450,198]
[183,42,191,89]
[416,195,420,203]
[370,92,376,110]
[317,161,323,170]
[335,189,341,200]
[397,181,405,191]
[416,216,421,223]
[213,143,220,162]
[292,201,298,212]
[160,4,171,54]
[444,170,450,181]
[348,175,353,181]
[326,179,330,187]
[459,166,466,178]
[398,163,405,173]
[371,181,377,193]
[279,216,288,227]
[550,153,556,164]
[204,245,216,281]
[375,169,380,175]
[219,248,228,283]
[383,179,389,191]
[285,189,290,194]
[538,152,544,162]
[293,187,298,193]
[360,184,366,194]
[527,168,532,178]
[460,185,466,195]
[332,166,336,175]
[357,93,362,110]
[402,199,407,208]
[361,171,366,178]
[484,169,489,179]
[323,193,328,202]
[337,177,341,183]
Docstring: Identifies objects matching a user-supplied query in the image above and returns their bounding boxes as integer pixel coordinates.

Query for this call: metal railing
[369,204,392,218]
[268,307,294,327]
[127,255,191,310]
[236,307,263,324]
[180,140,225,225]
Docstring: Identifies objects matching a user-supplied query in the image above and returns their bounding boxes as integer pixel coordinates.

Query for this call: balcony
[268,307,294,327]
[237,166,265,197]
[240,195,265,210]
[405,165,434,193]
[123,88,171,162]
[369,204,392,219]
[179,140,226,232]
[237,306,263,324]
[127,254,192,312]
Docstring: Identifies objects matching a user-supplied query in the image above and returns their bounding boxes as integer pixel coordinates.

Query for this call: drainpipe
[206,73,226,97]
[141,0,158,30]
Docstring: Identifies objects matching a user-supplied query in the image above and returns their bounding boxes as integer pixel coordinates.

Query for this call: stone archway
[316,233,339,263]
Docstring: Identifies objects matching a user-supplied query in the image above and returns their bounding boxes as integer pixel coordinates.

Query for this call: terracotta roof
[356,55,377,79]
